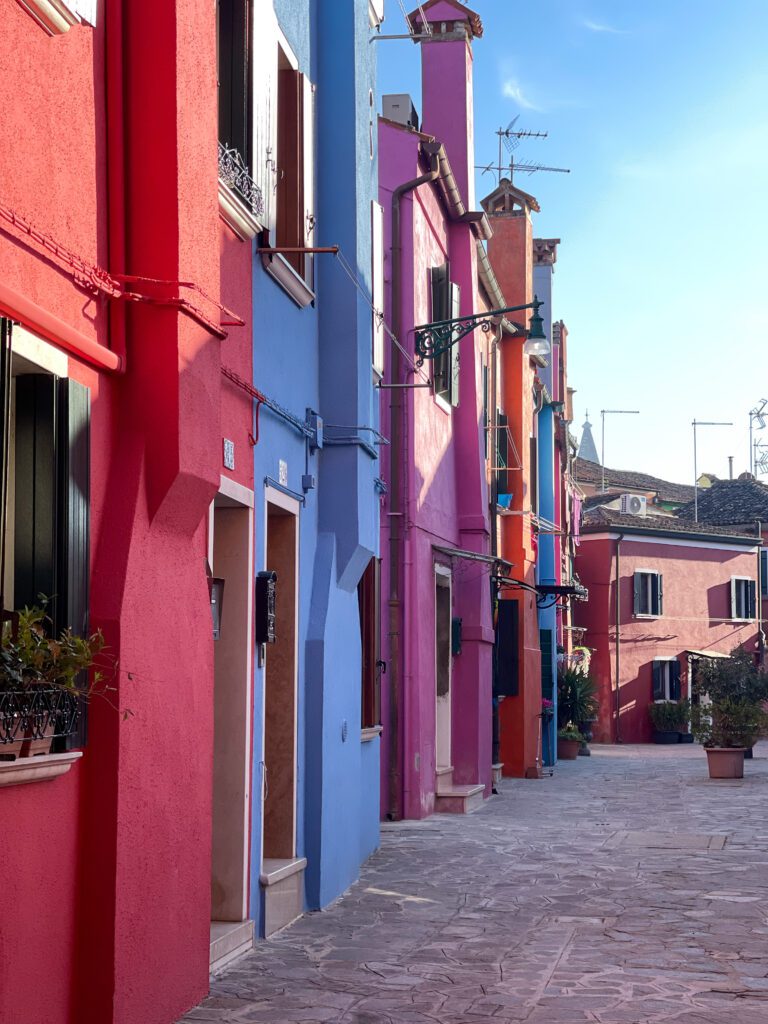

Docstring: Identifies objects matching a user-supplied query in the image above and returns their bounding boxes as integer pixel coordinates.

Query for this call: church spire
[578,411,600,464]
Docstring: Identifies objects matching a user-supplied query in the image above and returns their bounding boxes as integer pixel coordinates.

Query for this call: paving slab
[179,743,768,1024]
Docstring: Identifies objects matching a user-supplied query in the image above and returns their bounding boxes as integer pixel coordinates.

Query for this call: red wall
[0,2,249,1021]
[576,532,760,743]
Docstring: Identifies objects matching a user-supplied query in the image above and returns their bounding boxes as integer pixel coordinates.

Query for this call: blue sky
[377,1,768,486]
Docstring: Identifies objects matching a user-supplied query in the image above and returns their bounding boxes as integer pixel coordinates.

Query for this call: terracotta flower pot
[705,747,745,779]
[557,738,581,760]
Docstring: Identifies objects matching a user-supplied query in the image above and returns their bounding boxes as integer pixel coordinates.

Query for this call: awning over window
[684,649,731,659]
[433,544,512,570]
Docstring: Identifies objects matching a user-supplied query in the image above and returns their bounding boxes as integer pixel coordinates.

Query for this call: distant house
[575,505,760,744]
[573,457,694,513]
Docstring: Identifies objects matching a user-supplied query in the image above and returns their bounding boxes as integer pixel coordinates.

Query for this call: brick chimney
[411,0,483,209]
[482,179,540,312]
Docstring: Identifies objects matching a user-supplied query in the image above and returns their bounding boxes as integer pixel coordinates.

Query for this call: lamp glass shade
[523,305,550,357]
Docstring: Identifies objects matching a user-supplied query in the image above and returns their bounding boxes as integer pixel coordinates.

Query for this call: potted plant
[691,648,768,779]
[648,698,691,744]
[557,727,583,760]
[0,605,107,760]
[557,668,599,754]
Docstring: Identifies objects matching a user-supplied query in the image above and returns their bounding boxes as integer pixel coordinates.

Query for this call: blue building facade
[247,0,381,937]
[534,240,559,766]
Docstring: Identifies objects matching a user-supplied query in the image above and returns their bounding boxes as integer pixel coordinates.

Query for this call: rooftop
[676,476,768,526]
[581,505,757,543]
[573,457,694,504]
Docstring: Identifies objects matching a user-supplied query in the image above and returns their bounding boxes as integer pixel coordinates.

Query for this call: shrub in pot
[557,668,599,754]
[648,698,691,744]
[0,605,107,759]
[691,648,768,779]
[556,727,583,760]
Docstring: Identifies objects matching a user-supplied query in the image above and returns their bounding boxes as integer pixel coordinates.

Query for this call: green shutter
[633,572,641,615]
[655,573,663,616]
[651,661,664,701]
[493,599,519,697]
[539,628,554,702]
[669,660,681,701]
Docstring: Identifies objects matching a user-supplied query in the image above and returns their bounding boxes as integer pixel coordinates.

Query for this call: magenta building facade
[378,0,496,820]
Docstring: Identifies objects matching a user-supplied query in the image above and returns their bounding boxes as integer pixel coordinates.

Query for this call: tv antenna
[370,0,433,41]
[475,119,570,184]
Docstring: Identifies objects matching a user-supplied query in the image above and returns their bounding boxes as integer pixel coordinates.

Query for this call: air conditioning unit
[620,493,647,516]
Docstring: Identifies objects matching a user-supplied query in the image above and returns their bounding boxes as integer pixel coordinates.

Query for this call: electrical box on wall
[255,570,278,644]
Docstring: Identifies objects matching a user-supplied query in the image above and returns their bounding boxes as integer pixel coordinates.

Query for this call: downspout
[614,532,624,743]
[105,0,127,363]
[757,519,764,666]
[388,150,440,820]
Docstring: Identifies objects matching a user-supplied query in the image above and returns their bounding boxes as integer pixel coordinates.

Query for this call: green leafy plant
[691,648,768,748]
[557,727,583,742]
[0,604,108,696]
[648,698,691,732]
[557,668,599,730]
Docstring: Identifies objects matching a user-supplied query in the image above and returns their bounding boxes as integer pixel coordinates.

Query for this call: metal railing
[218,142,264,218]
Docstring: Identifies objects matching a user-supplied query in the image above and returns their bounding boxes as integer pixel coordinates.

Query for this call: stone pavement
[180,744,768,1023]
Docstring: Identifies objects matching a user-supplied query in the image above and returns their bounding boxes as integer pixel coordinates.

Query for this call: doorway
[435,566,452,769]
[260,492,303,936]
[210,482,254,968]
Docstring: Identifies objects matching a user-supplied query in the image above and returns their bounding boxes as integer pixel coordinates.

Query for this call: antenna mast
[476,119,570,184]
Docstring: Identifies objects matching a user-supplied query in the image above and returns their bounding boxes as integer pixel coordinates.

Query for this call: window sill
[361,725,383,743]
[17,0,79,34]
[634,614,660,620]
[434,392,452,416]
[0,750,82,788]
[218,180,262,241]
[260,250,315,309]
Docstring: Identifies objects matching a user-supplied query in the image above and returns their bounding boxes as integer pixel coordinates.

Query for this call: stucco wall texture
[576,535,760,744]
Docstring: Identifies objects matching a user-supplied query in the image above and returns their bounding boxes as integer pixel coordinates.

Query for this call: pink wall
[576,533,760,743]
[379,108,492,819]
[0,2,247,1021]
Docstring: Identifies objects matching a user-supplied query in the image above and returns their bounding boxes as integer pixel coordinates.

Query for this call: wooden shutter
[371,200,385,375]
[633,572,641,615]
[217,0,251,170]
[73,0,97,24]
[539,628,554,702]
[276,68,303,273]
[252,3,278,231]
[359,558,380,728]
[529,436,538,513]
[761,550,768,598]
[493,598,519,697]
[651,661,664,701]
[449,282,461,407]
[730,578,738,619]
[14,374,57,611]
[669,660,681,701]
[430,264,450,399]
[57,379,91,750]
[748,579,757,620]
[482,365,488,458]
[655,573,663,616]
[302,74,315,288]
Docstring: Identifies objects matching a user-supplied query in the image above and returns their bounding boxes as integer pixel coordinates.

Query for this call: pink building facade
[379,0,496,819]
[576,509,761,744]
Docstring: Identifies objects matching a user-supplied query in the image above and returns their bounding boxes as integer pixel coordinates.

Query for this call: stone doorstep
[434,783,485,814]
[209,919,253,972]
[435,765,454,795]
[260,857,307,938]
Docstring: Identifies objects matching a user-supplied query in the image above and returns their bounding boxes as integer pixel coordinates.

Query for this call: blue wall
[249,0,380,935]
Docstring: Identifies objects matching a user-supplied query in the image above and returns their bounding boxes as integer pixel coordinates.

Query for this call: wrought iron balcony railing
[0,687,80,747]
[218,142,264,219]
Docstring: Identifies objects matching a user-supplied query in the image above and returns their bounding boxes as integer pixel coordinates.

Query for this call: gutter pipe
[615,532,624,743]
[387,150,440,821]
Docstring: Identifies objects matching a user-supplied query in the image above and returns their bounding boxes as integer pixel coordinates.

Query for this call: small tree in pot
[691,648,768,779]
[557,669,599,758]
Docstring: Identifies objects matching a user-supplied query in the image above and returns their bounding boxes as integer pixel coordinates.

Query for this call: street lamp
[693,419,732,522]
[600,409,640,492]
[749,400,767,475]
[413,296,549,365]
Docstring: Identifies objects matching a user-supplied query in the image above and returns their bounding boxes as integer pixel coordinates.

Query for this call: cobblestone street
[181,745,768,1024]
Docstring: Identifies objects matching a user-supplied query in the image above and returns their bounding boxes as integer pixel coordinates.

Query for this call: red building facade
[0,1,251,1020]
[576,508,761,744]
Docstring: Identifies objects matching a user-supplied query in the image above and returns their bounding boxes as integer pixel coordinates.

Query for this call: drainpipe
[614,532,624,743]
[757,519,765,666]
[105,0,127,363]
[388,151,440,820]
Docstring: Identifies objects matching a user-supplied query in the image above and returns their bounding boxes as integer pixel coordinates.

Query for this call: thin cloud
[582,18,627,34]
[501,78,541,112]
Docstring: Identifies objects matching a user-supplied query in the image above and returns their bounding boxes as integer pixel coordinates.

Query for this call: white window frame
[730,576,756,621]
[652,657,676,702]
[634,568,662,618]
[18,0,95,34]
